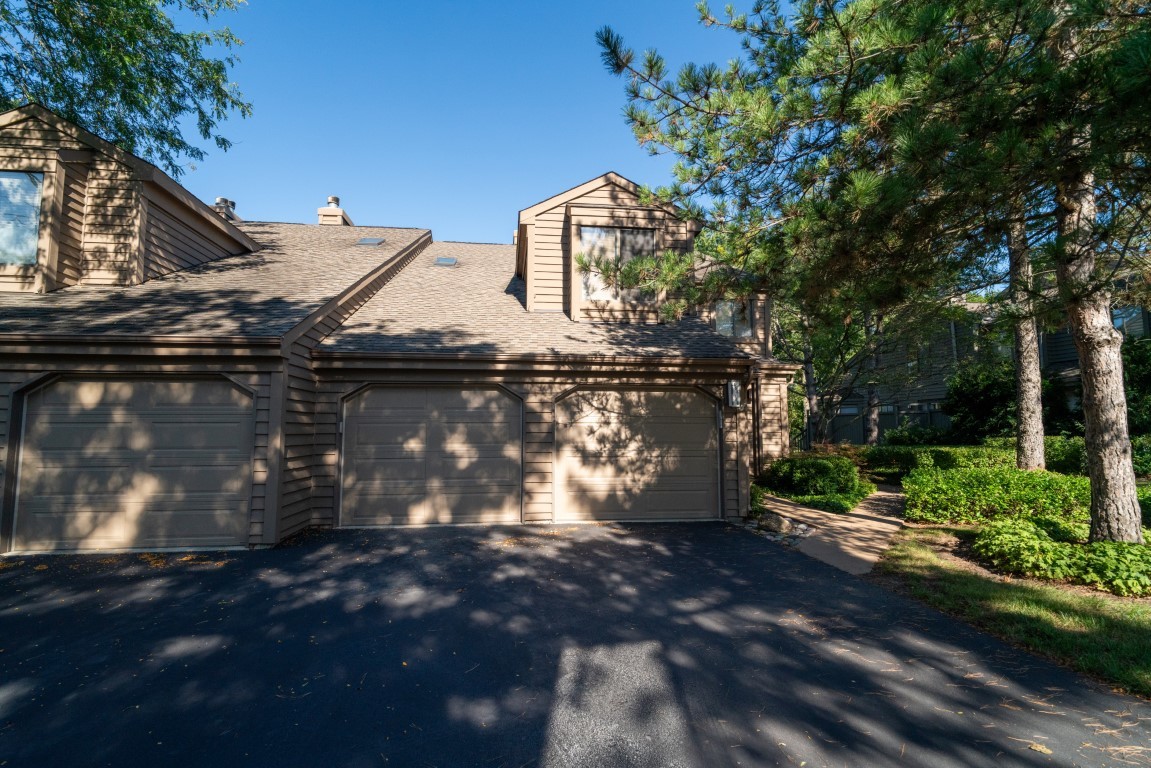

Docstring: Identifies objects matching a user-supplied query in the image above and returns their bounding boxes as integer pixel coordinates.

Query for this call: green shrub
[758,454,875,513]
[1044,436,1088,475]
[861,445,1015,479]
[882,419,949,446]
[784,493,859,514]
[761,454,860,496]
[983,435,1151,477]
[902,467,1090,524]
[1133,435,1151,477]
[942,357,1016,443]
[973,517,1151,597]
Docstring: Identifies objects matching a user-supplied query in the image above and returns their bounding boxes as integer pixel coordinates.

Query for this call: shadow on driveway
[1,523,1148,767]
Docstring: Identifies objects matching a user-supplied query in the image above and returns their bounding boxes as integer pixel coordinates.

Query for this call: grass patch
[874,527,1151,698]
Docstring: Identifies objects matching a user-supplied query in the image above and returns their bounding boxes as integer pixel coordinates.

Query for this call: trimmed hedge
[903,467,1089,524]
[861,445,1015,478]
[905,466,1151,527]
[983,434,1151,476]
[973,517,1151,597]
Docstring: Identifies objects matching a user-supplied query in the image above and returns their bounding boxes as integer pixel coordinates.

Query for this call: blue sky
[178,1,744,243]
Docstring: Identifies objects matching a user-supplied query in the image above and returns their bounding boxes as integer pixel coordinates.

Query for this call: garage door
[340,387,522,525]
[557,388,720,521]
[12,378,254,552]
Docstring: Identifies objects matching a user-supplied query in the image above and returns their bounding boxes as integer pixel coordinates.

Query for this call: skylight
[434,256,458,267]
[356,237,385,246]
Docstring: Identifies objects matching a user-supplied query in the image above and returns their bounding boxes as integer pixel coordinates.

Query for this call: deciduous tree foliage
[0,0,250,176]
[598,0,1150,542]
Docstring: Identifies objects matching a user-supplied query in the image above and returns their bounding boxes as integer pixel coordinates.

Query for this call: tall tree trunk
[1057,172,1143,543]
[1051,6,1143,543]
[801,323,826,444]
[864,311,882,445]
[1008,215,1045,470]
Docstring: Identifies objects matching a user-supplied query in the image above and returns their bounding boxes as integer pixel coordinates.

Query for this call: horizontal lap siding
[81,158,140,286]
[56,162,88,286]
[0,117,88,150]
[522,383,557,523]
[530,209,567,312]
[760,377,789,461]
[143,199,234,278]
[280,236,433,537]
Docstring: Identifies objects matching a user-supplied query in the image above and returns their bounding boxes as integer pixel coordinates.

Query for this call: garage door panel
[341,387,522,526]
[435,456,523,483]
[557,388,720,522]
[25,463,251,496]
[13,378,254,552]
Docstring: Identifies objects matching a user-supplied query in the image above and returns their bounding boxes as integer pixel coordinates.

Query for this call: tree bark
[801,325,826,445]
[1057,171,1143,543]
[864,311,882,445]
[1008,216,1045,470]
[1050,5,1142,543]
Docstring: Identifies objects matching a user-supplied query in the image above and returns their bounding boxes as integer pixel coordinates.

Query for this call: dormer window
[715,299,752,338]
[578,226,656,301]
[0,171,43,265]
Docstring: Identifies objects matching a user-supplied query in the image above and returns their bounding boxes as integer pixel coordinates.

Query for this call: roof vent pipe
[212,196,241,222]
[318,195,354,226]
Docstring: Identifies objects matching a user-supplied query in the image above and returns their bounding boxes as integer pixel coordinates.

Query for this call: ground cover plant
[758,453,875,513]
[873,527,1151,698]
[901,466,1151,598]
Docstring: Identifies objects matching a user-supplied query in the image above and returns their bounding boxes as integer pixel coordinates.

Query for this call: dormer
[0,104,257,294]
[515,172,701,322]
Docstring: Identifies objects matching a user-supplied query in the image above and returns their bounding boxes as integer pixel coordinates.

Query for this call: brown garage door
[12,378,254,552]
[340,386,522,526]
[556,388,720,521]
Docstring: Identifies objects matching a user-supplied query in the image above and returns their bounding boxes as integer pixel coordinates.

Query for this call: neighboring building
[825,298,1151,444]
[0,105,797,553]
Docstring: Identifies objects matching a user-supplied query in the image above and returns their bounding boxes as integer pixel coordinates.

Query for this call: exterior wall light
[726,379,743,409]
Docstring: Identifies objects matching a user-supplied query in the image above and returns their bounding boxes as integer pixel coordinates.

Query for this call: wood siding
[525,183,645,314]
[0,108,255,294]
[519,179,698,321]
[56,161,88,286]
[142,191,238,278]
[79,155,141,286]
[277,234,434,540]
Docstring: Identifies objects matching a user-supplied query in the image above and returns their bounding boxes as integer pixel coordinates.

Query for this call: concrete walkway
[759,485,906,575]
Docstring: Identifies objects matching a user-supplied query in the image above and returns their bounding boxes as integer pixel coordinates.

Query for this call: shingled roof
[322,241,751,359]
[0,223,428,339]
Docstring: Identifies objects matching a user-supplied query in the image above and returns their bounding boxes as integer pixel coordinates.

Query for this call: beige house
[0,105,797,553]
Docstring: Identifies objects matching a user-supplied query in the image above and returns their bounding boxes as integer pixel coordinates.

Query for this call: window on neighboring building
[714,299,752,338]
[879,405,896,415]
[1113,306,1145,338]
[837,405,860,416]
[578,226,656,301]
[0,171,43,266]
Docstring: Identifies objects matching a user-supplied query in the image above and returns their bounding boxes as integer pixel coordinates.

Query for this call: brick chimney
[317,195,354,226]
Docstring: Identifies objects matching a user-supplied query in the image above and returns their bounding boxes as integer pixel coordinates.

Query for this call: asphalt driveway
[1,523,1148,768]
